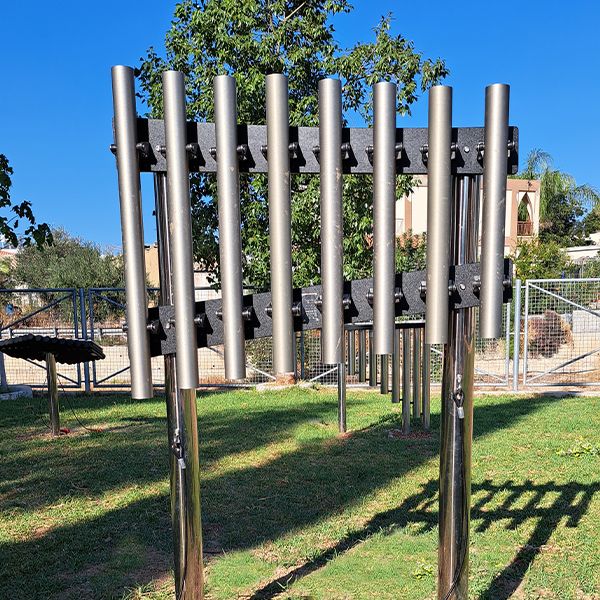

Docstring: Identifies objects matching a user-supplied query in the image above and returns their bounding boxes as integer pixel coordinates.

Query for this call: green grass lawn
[0,387,598,599]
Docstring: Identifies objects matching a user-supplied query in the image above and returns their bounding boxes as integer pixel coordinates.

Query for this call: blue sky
[1,0,598,249]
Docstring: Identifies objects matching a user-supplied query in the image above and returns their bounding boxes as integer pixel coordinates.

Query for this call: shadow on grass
[249,478,599,599]
[0,393,574,598]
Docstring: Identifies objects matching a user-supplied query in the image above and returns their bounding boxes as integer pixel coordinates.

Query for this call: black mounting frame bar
[131,119,519,176]
[147,259,513,357]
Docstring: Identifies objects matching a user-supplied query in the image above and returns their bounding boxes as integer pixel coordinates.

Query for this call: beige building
[397,177,541,254]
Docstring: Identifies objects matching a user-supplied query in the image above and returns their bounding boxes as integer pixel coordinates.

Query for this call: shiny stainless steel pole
[348,329,356,376]
[426,86,453,345]
[422,340,431,430]
[392,327,401,404]
[438,176,478,600]
[358,329,367,382]
[111,65,153,399]
[402,329,412,433]
[318,78,344,365]
[373,81,397,355]
[412,328,422,419]
[162,71,199,390]
[154,174,204,599]
[214,75,246,380]
[368,329,377,387]
[480,84,510,339]
[266,74,295,377]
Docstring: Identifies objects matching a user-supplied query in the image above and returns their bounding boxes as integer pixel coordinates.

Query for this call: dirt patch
[387,428,433,440]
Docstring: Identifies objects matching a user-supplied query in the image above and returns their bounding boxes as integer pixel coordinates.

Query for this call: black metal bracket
[147,259,513,357]
[129,119,518,176]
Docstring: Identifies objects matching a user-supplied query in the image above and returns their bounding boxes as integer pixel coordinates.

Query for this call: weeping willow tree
[515,149,600,245]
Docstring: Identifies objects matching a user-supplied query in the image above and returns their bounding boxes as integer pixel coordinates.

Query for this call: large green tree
[137,0,447,288]
[515,149,600,246]
[0,154,52,249]
[11,228,124,290]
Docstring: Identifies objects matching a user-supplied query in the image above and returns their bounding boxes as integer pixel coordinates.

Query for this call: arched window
[517,193,533,236]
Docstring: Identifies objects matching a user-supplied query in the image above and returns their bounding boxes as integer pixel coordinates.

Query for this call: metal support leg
[402,329,411,433]
[412,329,421,419]
[368,329,377,387]
[380,354,389,394]
[358,329,367,382]
[438,176,478,600]
[338,363,347,433]
[392,328,401,404]
[46,352,59,436]
[512,279,521,391]
[79,288,91,393]
[154,174,204,599]
[422,341,431,430]
[348,329,356,376]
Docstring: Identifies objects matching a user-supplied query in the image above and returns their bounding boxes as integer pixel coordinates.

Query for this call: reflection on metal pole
[348,329,356,376]
[380,354,389,394]
[358,329,367,382]
[368,329,377,387]
[422,341,431,430]
[392,327,401,404]
[412,328,422,419]
[338,363,347,433]
[154,174,204,600]
[438,176,478,600]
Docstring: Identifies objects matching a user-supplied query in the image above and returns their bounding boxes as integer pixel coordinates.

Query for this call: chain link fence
[3,281,600,392]
[522,278,600,386]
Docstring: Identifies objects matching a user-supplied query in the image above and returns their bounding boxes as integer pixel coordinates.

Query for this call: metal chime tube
[480,84,510,339]
[111,65,153,399]
[163,71,199,390]
[412,328,422,418]
[368,329,377,387]
[438,176,478,600]
[392,327,401,404]
[426,86,453,345]
[348,329,356,375]
[266,74,295,376]
[402,328,412,433]
[318,78,345,365]
[380,354,389,394]
[154,174,203,599]
[214,75,246,379]
[373,81,397,355]
[422,340,431,429]
[358,329,367,382]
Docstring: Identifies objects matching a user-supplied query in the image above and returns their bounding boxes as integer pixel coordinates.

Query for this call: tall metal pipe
[372,81,397,355]
[422,340,431,430]
[438,176,478,600]
[154,174,204,599]
[425,86,453,345]
[46,353,59,436]
[214,75,246,380]
[402,328,412,433]
[368,329,377,387]
[318,78,344,365]
[111,65,153,399]
[162,71,199,390]
[412,328,422,418]
[391,327,401,404]
[266,74,295,376]
[338,363,347,433]
[512,279,522,391]
[380,354,389,394]
[480,84,510,339]
[348,329,356,376]
[358,329,367,382]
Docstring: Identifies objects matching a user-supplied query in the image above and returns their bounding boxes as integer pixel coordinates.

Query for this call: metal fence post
[513,279,522,391]
[522,280,529,386]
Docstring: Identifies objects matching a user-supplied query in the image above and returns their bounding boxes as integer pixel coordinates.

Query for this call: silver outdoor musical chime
[111,65,514,600]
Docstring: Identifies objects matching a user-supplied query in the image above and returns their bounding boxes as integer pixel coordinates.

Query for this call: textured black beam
[147,259,512,357]
[132,119,519,176]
